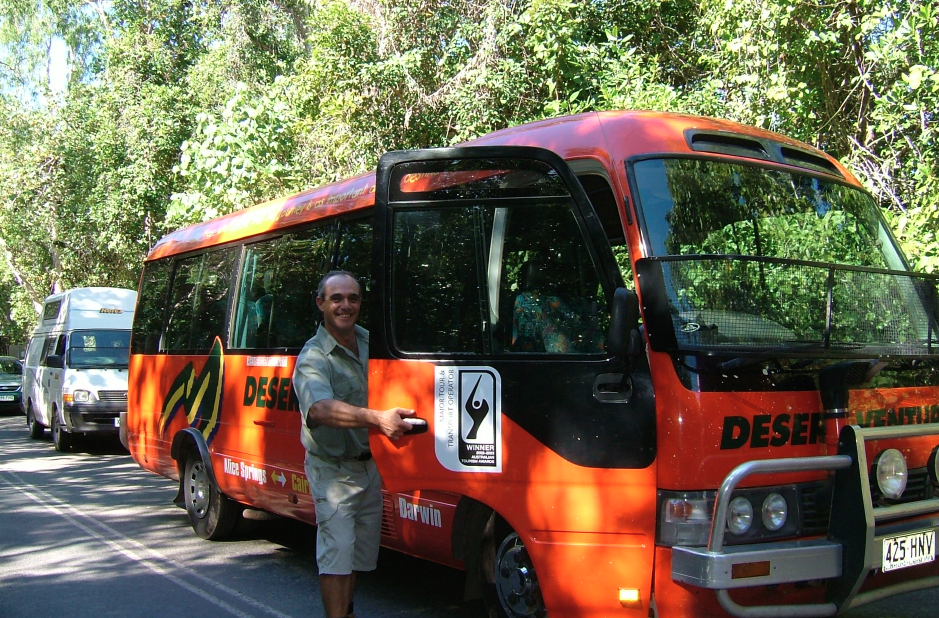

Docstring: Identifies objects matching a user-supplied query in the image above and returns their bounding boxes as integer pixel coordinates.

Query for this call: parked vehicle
[127,111,939,618]
[23,287,136,450]
[0,356,23,414]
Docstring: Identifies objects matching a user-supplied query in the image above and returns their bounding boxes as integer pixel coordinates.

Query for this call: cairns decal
[434,366,502,473]
[158,337,224,443]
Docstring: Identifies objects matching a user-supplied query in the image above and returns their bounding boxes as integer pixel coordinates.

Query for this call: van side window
[164,247,238,353]
[132,258,172,354]
[25,337,43,367]
[232,225,334,350]
[336,218,372,329]
[42,300,62,321]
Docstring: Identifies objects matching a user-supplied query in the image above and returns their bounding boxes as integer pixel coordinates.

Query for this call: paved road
[1,412,937,618]
[0,414,477,618]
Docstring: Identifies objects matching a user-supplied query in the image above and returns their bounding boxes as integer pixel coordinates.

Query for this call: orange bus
[125,110,939,618]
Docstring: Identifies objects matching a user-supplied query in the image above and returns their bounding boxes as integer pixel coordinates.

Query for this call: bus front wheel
[481,515,547,618]
[183,453,239,540]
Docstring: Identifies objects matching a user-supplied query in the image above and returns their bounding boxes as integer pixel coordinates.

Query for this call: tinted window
[42,300,61,321]
[391,202,608,354]
[164,248,238,353]
[336,219,372,329]
[131,258,172,354]
[232,226,333,350]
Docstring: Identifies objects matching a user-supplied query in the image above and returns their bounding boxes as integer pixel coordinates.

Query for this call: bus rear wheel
[481,516,547,618]
[183,453,239,540]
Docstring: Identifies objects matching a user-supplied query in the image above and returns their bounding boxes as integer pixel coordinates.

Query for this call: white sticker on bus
[434,366,502,473]
[247,356,288,367]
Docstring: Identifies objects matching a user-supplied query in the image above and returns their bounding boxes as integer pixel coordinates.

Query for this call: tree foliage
[0,0,936,344]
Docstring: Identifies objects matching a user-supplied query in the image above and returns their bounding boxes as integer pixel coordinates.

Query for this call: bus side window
[497,203,607,354]
[335,218,372,329]
[392,208,485,354]
[164,247,238,353]
[232,224,333,351]
[577,173,632,289]
[131,258,172,355]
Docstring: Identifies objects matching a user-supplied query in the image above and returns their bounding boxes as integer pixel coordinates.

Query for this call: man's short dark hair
[316,270,360,299]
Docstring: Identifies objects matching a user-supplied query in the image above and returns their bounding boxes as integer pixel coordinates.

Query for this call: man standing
[293,270,414,618]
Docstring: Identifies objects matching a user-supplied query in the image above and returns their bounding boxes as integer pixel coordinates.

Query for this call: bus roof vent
[685,130,771,161]
[778,146,844,178]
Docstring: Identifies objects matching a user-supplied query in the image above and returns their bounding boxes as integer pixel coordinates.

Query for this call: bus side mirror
[44,354,63,369]
[607,288,641,359]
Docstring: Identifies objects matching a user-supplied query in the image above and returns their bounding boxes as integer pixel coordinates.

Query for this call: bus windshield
[632,159,939,357]
[633,158,906,269]
[67,330,131,368]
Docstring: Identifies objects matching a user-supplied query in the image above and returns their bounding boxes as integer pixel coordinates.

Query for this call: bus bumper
[671,424,939,617]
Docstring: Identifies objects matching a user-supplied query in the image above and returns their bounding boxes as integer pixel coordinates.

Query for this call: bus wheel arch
[452,497,547,618]
[172,430,240,540]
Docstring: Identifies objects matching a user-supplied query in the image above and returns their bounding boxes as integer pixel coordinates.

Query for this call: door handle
[593,373,632,403]
[253,420,275,427]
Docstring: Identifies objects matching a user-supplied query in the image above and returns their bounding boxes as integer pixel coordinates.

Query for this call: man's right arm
[307,399,415,441]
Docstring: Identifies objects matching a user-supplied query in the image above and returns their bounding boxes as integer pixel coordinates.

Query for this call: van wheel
[481,515,547,618]
[26,403,44,439]
[183,453,239,540]
[52,408,74,452]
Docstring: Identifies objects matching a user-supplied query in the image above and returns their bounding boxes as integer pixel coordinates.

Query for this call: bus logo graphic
[158,337,225,444]
[435,366,501,473]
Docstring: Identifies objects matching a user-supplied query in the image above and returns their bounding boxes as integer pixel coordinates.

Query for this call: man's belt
[352,451,372,461]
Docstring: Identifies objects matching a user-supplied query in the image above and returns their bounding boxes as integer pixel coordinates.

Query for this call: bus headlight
[874,449,908,499]
[761,493,788,531]
[726,497,753,535]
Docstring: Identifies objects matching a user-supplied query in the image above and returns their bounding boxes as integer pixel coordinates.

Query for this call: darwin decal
[434,366,502,473]
[159,337,224,443]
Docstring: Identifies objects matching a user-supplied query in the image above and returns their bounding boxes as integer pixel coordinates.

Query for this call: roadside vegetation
[0,0,935,345]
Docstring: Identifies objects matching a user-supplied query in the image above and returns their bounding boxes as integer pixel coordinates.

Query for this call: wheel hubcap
[188,461,210,518]
[495,533,545,617]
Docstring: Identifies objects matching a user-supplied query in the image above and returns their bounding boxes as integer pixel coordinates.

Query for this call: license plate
[882,530,936,572]
[114,417,121,428]
[0,394,14,401]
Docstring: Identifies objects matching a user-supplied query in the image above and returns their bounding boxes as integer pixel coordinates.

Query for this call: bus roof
[147,110,856,261]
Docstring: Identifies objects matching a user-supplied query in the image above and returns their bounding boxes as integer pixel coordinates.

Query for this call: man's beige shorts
[304,452,382,575]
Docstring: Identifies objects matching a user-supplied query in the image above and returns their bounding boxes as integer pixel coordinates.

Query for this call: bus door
[368,147,658,618]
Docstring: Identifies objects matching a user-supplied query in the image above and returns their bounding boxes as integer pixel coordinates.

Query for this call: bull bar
[671,423,939,617]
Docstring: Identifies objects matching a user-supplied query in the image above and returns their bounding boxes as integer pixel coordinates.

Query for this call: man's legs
[319,572,357,618]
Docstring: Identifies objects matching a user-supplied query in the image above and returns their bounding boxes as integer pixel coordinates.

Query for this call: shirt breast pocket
[332,376,360,400]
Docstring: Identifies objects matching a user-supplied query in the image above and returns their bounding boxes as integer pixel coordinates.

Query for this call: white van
[22,287,136,451]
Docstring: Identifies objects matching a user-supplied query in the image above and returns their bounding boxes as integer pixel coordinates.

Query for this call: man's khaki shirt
[293,323,370,460]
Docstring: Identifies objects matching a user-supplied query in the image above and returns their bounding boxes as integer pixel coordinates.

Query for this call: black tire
[480,515,547,618]
[183,453,239,540]
[51,408,74,452]
[26,403,44,439]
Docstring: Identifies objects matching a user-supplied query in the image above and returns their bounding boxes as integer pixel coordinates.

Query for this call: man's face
[316,275,361,338]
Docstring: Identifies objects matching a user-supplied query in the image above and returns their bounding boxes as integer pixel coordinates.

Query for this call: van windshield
[67,330,131,368]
